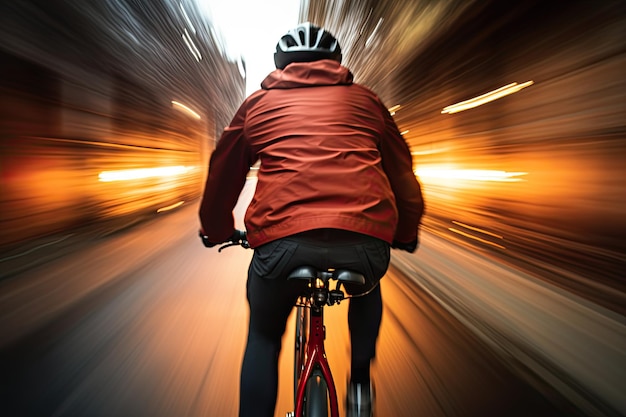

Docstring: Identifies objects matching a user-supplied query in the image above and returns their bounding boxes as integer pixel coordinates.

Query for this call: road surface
[1,180,623,417]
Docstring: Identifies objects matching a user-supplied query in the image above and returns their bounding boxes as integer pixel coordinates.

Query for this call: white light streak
[171,100,201,119]
[388,104,401,116]
[416,168,528,182]
[98,166,194,182]
[180,2,196,34]
[237,56,246,79]
[182,28,202,61]
[365,18,384,47]
[442,81,534,114]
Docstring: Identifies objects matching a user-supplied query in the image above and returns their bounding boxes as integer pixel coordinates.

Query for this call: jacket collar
[261,59,354,90]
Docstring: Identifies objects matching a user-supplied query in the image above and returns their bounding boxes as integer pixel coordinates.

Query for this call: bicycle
[211,230,368,417]
[286,265,366,417]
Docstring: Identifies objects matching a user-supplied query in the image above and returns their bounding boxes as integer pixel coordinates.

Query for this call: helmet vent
[282,35,297,48]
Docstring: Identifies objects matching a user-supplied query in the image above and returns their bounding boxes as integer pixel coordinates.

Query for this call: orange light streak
[157,201,185,213]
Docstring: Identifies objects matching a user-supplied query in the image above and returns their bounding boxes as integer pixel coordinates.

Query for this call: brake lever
[218,241,239,252]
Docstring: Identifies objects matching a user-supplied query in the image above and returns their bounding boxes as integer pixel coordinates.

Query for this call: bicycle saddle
[287,266,366,285]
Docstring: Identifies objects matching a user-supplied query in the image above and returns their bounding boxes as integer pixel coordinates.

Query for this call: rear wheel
[294,303,309,403]
[304,368,328,417]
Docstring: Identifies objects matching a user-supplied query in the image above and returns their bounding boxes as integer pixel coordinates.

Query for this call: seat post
[311,271,332,311]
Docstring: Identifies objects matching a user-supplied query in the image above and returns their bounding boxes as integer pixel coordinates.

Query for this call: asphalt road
[1,180,623,417]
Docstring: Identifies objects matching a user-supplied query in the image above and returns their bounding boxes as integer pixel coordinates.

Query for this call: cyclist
[199,22,424,417]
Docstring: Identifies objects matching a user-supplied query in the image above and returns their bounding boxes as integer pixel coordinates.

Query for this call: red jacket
[199,60,424,248]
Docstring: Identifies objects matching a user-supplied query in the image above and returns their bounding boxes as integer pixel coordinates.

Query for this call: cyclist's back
[242,67,405,248]
[198,22,424,417]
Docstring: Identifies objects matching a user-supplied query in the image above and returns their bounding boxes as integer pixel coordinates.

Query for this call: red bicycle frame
[286,266,366,417]
[294,304,339,416]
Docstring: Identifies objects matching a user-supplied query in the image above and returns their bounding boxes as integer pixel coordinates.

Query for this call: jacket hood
[261,59,354,90]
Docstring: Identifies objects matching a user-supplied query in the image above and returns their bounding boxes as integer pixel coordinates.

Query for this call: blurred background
[1,1,624,416]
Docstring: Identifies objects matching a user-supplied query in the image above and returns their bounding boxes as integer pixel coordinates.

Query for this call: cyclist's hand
[391,238,418,253]
[198,230,219,248]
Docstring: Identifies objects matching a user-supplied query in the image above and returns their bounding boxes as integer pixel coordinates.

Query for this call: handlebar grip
[232,229,247,242]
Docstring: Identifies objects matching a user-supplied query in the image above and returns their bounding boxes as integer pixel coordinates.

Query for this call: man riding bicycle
[199,22,424,417]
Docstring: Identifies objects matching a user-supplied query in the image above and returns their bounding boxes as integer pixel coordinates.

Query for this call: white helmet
[274,22,342,69]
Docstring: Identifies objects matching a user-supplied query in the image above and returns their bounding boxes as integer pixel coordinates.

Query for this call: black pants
[238,229,390,417]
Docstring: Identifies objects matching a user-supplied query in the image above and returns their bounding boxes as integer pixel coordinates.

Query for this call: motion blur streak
[0,0,245,248]
[448,227,506,249]
[1,0,625,417]
[182,28,203,61]
[441,81,535,114]
[388,104,401,115]
[98,166,195,182]
[393,243,625,417]
[305,0,625,313]
[452,221,504,239]
[171,100,202,119]
[157,201,186,213]
[416,168,528,182]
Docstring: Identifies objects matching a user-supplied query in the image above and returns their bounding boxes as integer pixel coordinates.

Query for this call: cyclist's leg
[343,238,389,416]
[238,231,388,416]
[292,230,389,379]
[347,284,382,383]
[239,240,305,417]
[345,238,389,383]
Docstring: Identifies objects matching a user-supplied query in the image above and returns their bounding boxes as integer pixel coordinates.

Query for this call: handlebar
[198,229,250,251]
[202,230,415,253]
[217,229,250,251]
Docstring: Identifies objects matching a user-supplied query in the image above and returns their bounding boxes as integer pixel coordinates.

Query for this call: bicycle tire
[294,303,309,402]
[304,368,329,417]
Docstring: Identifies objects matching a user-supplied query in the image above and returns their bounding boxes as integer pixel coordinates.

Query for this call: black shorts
[248,228,390,294]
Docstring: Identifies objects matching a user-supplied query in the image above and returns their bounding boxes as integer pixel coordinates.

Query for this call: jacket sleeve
[198,104,254,243]
[378,105,425,244]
